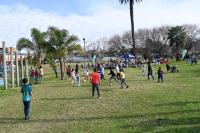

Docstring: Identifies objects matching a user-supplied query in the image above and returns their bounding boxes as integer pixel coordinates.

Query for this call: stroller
[170,66,179,73]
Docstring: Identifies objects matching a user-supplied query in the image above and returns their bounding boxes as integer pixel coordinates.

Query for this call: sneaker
[75,84,77,86]
[78,85,81,86]
[110,84,112,86]
[158,81,160,83]
[25,116,31,120]
[126,86,129,88]
[121,87,123,89]
[99,97,102,99]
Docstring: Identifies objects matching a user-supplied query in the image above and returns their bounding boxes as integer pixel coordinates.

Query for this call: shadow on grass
[120,117,200,133]
[154,101,200,106]
[41,97,91,100]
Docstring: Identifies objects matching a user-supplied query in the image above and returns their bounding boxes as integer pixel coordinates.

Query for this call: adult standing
[39,66,44,83]
[90,69,101,98]
[166,59,171,72]
[148,63,154,81]
[55,66,58,78]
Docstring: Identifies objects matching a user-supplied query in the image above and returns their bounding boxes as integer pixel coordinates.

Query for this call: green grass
[0,60,200,132]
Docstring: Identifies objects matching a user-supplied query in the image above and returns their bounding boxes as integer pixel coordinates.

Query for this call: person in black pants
[90,69,101,98]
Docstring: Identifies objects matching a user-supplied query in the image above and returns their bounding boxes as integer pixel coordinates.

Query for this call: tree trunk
[176,53,181,61]
[130,0,137,65]
[59,56,64,80]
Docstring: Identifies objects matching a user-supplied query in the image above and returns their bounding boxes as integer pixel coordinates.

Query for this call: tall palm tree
[46,26,82,80]
[16,28,46,68]
[119,0,142,64]
[167,26,187,61]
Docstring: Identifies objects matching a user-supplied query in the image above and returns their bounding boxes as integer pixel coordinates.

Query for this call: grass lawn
[0,60,200,132]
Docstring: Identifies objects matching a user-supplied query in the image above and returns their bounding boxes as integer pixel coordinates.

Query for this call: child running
[120,69,129,89]
[71,69,76,84]
[107,67,120,86]
[84,67,89,80]
[21,78,34,120]
[98,69,106,81]
[158,67,164,83]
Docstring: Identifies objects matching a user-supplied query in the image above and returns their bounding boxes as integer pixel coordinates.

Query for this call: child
[158,67,164,83]
[84,67,89,80]
[75,70,81,86]
[120,69,129,89]
[107,67,120,86]
[31,70,35,82]
[142,63,145,76]
[98,69,106,81]
[21,78,34,120]
[71,69,76,84]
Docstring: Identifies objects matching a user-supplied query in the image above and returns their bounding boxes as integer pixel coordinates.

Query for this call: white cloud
[0,0,199,49]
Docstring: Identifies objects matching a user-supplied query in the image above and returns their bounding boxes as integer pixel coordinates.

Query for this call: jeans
[142,70,145,75]
[148,72,154,80]
[55,72,58,78]
[110,76,120,84]
[75,76,80,85]
[121,78,128,87]
[158,75,163,82]
[166,65,170,71]
[186,58,190,63]
[92,83,100,97]
[32,75,34,82]
[39,75,43,82]
[23,101,30,117]
[117,73,121,80]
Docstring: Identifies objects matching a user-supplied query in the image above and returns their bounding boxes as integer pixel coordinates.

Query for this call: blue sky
[0,0,199,49]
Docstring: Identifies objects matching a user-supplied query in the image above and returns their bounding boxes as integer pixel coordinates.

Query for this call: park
[0,0,200,132]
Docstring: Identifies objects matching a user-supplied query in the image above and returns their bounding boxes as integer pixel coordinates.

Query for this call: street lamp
[83,38,86,68]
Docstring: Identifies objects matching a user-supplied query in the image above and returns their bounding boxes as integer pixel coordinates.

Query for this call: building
[0,47,28,64]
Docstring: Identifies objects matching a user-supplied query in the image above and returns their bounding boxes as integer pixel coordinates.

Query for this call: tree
[46,26,81,80]
[16,28,46,68]
[167,26,187,61]
[119,0,142,64]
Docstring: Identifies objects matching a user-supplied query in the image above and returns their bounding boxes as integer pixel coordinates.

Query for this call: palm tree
[167,26,187,61]
[16,28,46,68]
[119,0,142,64]
[46,26,82,80]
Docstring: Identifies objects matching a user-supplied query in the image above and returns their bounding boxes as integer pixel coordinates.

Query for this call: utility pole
[83,38,86,68]
[10,47,14,88]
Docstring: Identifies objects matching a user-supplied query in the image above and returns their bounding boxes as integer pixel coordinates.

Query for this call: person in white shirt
[142,63,145,76]
[115,65,120,80]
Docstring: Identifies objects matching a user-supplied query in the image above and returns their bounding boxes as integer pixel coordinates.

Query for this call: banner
[182,49,187,60]
[93,55,96,64]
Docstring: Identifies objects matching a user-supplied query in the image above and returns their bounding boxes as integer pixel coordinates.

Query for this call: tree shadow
[154,101,200,106]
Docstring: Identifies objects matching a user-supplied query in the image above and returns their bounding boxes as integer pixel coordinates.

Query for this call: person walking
[55,66,58,78]
[158,67,164,83]
[21,78,34,120]
[90,69,101,98]
[107,67,120,86]
[142,63,145,76]
[148,63,154,81]
[98,69,106,81]
[120,69,129,89]
[39,66,43,83]
[75,70,81,86]
[166,59,171,72]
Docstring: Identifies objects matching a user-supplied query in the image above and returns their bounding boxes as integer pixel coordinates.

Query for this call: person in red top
[166,59,171,72]
[90,69,101,98]
[31,70,35,82]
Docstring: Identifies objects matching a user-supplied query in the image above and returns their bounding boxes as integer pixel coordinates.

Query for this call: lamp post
[83,38,86,68]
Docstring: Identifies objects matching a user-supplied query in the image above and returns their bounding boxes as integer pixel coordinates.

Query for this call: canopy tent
[122,53,135,58]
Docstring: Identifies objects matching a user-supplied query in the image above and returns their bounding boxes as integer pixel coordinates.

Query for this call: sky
[0,0,200,49]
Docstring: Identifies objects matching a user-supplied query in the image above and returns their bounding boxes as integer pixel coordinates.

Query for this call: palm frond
[119,0,142,5]
[16,38,35,51]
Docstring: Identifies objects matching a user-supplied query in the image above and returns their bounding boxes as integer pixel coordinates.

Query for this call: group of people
[185,54,198,65]
[30,66,44,83]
